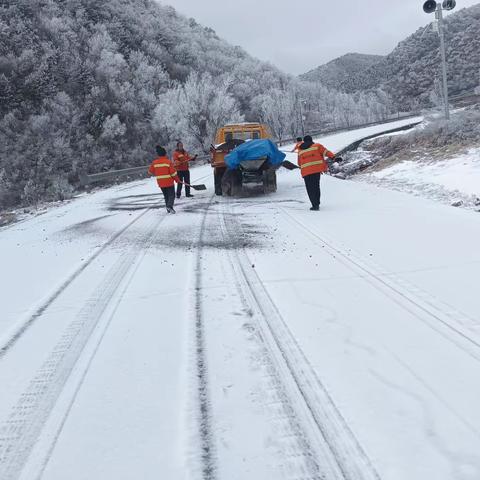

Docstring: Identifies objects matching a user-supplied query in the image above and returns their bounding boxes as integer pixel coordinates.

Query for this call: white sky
[164,0,479,74]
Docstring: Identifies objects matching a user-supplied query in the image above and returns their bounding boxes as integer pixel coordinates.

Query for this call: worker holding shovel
[298,135,337,211]
[148,145,207,214]
[282,136,342,211]
[173,141,198,198]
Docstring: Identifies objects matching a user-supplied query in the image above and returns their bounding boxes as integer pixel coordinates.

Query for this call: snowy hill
[301,4,480,109]
[0,0,289,209]
[300,53,384,91]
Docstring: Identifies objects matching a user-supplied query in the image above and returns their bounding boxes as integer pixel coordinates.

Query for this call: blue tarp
[225,139,286,170]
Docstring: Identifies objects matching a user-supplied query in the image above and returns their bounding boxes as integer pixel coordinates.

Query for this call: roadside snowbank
[372,147,480,196]
[356,147,480,210]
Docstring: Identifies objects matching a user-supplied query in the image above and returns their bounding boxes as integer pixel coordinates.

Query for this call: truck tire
[214,167,226,196]
[222,169,242,196]
[263,169,277,194]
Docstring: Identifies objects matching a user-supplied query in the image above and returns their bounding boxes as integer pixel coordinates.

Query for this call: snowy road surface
[1,120,479,480]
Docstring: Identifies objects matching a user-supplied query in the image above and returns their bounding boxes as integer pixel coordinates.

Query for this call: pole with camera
[423,0,456,120]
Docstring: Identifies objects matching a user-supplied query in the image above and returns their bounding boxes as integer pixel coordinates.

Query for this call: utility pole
[298,99,306,136]
[437,5,450,119]
[423,0,456,120]
[298,100,305,136]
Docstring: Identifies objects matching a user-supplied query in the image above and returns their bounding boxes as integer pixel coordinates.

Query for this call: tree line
[0,0,393,209]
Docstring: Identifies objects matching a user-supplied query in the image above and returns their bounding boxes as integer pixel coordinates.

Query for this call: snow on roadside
[356,147,480,210]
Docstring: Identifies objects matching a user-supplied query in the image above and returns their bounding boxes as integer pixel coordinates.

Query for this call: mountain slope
[301,4,480,108]
[0,0,289,208]
[300,53,384,91]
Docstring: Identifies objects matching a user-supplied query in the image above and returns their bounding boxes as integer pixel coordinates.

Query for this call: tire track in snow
[221,202,381,480]
[192,196,217,480]
[0,206,154,359]
[215,207,327,480]
[280,208,480,363]
[0,211,165,480]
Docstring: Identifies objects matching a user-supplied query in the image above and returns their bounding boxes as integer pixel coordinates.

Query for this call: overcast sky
[165,0,479,75]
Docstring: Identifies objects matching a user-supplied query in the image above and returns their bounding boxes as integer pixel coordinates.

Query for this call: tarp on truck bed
[225,139,286,170]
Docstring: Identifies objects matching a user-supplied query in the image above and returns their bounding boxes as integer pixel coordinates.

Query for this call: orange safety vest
[148,156,179,188]
[297,143,335,177]
[173,150,192,171]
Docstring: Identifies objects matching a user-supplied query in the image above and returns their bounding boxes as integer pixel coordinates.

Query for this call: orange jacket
[297,143,335,177]
[148,156,180,188]
[173,149,193,171]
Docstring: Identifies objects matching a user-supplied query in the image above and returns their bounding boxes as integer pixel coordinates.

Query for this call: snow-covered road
[1,120,479,480]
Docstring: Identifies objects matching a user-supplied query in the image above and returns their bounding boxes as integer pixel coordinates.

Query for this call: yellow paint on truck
[211,123,271,168]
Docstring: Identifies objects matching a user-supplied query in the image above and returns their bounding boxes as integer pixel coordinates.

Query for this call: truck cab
[211,123,271,195]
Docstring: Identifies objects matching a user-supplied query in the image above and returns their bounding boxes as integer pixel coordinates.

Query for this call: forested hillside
[301,53,384,91]
[302,4,480,109]
[0,0,281,207]
[0,0,391,209]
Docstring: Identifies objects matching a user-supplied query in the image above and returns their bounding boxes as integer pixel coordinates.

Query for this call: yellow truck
[210,123,275,196]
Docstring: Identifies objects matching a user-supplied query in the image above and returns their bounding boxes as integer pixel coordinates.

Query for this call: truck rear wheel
[263,169,277,194]
[214,167,226,196]
[222,169,242,196]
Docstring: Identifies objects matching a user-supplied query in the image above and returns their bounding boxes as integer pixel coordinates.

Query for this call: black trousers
[303,173,322,208]
[176,170,190,197]
[161,186,176,210]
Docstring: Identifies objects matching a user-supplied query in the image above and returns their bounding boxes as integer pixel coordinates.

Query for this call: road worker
[148,145,180,214]
[173,141,198,198]
[291,137,303,153]
[297,135,337,211]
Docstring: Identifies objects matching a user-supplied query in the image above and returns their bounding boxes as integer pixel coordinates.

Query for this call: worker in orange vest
[297,135,338,211]
[148,145,180,214]
[172,141,198,198]
[291,137,303,153]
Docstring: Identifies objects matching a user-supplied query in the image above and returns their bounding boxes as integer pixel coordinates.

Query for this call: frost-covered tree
[154,73,244,153]
[252,88,302,142]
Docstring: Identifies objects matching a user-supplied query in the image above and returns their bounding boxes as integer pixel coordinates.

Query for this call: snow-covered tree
[154,73,243,153]
[252,88,302,142]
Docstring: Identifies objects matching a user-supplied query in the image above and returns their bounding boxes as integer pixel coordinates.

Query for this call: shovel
[181,182,207,191]
[282,160,300,171]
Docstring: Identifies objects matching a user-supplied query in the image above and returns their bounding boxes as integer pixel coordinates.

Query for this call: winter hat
[156,145,167,156]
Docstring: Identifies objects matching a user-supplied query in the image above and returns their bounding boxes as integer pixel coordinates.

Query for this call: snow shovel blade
[191,184,207,191]
[282,160,300,170]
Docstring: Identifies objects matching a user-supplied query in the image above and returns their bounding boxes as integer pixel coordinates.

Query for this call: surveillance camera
[423,0,438,14]
[442,0,456,10]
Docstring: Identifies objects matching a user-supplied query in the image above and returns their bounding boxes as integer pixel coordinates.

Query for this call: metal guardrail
[279,91,479,146]
[79,165,149,185]
[79,155,210,186]
[450,91,480,106]
[335,121,423,156]
[278,112,423,146]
